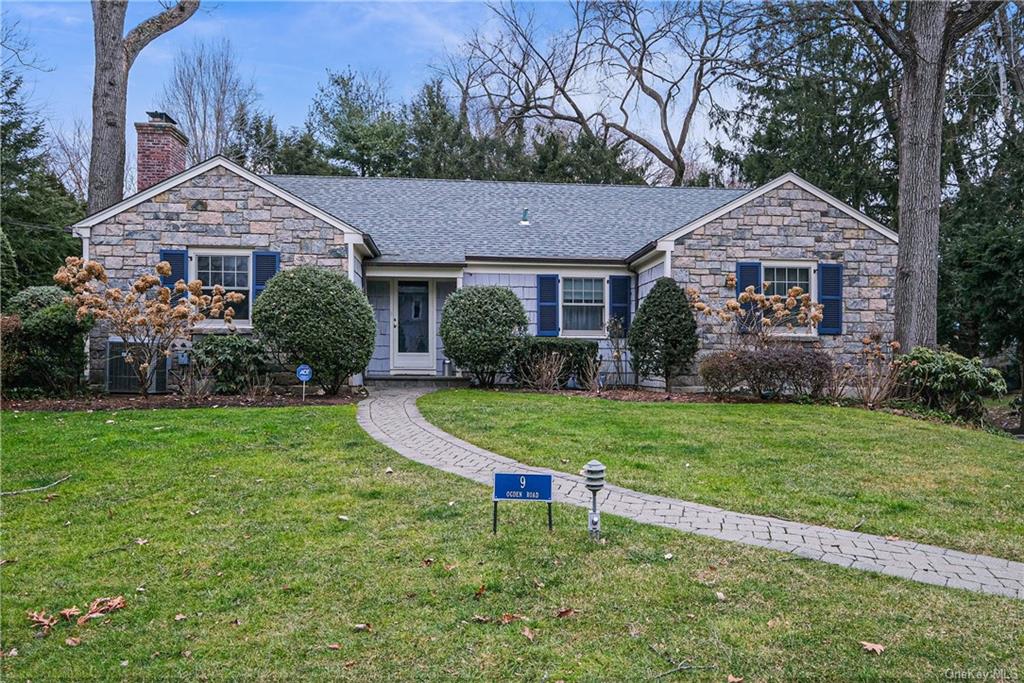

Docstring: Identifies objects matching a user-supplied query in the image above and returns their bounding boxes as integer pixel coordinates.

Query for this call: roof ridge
[264,173,750,192]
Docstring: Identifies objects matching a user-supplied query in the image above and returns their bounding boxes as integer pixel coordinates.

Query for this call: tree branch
[946,0,1003,44]
[123,0,200,67]
[852,0,912,60]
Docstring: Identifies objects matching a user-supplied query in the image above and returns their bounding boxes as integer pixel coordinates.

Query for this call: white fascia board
[364,265,465,279]
[71,156,365,238]
[658,172,898,245]
[465,261,631,276]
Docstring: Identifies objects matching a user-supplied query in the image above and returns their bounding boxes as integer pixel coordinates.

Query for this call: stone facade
[671,181,898,385]
[86,165,350,387]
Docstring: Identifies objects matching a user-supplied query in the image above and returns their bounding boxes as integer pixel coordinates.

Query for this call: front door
[392,280,434,371]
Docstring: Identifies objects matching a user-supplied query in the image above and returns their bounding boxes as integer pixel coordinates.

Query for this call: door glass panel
[398,281,429,354]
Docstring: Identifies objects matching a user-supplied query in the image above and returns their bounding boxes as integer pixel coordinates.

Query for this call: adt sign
[491,472,554,533]
[296,364,313,382]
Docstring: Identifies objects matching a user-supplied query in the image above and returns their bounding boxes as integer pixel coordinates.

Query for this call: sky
[5,1,541,144]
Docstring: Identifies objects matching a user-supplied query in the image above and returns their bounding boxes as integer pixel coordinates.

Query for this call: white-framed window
[192,250,252,321]
[762,261,815,335]
[561,277,605,334]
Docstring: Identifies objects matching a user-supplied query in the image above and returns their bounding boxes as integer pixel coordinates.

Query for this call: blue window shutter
[735,261,761,334]
[537,274,559,336]
[159,249,187,303]
[818,263,843,335]
[252,251,280,299]
[609,275,631,332]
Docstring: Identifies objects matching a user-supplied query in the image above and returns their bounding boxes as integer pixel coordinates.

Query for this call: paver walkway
[357,388,1024,600]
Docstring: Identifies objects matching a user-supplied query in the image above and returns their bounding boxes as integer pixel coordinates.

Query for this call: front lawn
[419,390,1024,561]
[2,406,1022,680]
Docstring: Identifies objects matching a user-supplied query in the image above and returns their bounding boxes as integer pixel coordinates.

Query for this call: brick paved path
[357,388,1024,600]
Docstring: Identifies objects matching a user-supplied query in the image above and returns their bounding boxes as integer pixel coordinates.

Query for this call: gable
[72,156,365,240]
[659,173,897,246]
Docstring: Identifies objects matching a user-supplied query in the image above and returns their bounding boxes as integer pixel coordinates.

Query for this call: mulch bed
[3,390,364,413]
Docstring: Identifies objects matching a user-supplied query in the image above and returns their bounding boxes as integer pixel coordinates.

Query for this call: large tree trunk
[893,4,947,350]
[88,1,200,214]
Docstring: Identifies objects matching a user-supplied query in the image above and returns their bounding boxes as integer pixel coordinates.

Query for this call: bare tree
[851,1,1002,351]
[88,0,200,214]
[48,119,91,202]
[457,1,751,185]
[159,38,257,164]
[2,13,49,72]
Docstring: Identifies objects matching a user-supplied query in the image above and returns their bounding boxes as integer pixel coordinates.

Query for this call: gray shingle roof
[265,174,749,264]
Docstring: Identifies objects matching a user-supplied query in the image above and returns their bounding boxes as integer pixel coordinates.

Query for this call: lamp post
[583,460,606,541]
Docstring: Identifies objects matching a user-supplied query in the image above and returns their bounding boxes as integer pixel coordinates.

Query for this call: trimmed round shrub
[19,303,91,395]
[699,351,742,397]
[896,346,1006,421]
[193,334,268,395]
[439,286,528,388]
[9,286,67,317]
[627,277,698,391]
[252,266,375,395]
[699,346,833,399]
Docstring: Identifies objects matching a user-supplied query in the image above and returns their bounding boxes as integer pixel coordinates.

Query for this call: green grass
[2,406,1022,680]
[419,389,1024,562]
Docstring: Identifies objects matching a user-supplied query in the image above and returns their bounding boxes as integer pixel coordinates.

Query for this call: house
[73,113,899,391]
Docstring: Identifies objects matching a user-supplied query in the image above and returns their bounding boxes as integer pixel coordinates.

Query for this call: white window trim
[190,248,254,328]
[559,276,609,338]
[761,259,817,338]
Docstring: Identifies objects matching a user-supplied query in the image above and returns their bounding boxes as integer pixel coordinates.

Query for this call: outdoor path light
[583,460,606,541]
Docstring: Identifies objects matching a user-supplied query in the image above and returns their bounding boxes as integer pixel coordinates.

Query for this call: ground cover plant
[2,405,1022,679]
[420,390,1024,561]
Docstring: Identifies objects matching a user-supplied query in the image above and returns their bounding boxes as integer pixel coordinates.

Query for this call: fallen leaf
[715,591,727,602]
[472,615,491,623]
[60,607,82,621]
[384,467,394,475]
[75,597,126,626]
[421,558,435,567]
[473,584,486,600]
[44,493,58,503]
[352,623,372,633]
[0,648,18,658]
[105,419,115,425]
[0,559,14,566]
[499,613,523,625]
[344,660,357,668]
[727,676,744,683]
[174,614,187,622]
[555,608,576,619]
[27,610,58,634]
[447,501,455,506]
[64,636,81,647]
[337,515,350,521]
[521,626,535,642]
[135,538,149,546]
[860,641,885,655]
[627,623,642,638]
[443,563,457,572]
[230,618,241,627]
[664,553,674,560]
[885,535,900,541]
[182,650,192,658]
[328,643,342,650]
[533,578,545,588]
[120,660,128,667]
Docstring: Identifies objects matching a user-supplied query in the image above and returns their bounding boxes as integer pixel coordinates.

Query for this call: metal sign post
[492,472,554,533]
[296,364,313,401]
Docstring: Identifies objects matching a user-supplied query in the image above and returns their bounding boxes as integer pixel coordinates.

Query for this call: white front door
[391,280,435,372]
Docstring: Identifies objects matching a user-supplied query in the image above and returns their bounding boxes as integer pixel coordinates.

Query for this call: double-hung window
[195,252,251,320]
[562,277,605,334]
[763,262,813,332]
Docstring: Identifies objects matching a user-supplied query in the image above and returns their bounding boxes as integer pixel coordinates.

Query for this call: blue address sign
[493,472,553,503]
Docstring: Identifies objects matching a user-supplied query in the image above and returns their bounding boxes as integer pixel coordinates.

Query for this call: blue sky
[6,1,550,139]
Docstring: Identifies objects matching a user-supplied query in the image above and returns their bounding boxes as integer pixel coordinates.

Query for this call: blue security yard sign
[492,472,554,533]
[296,364,313,382]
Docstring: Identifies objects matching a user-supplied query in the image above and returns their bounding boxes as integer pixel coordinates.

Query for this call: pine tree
[627,277,699,391]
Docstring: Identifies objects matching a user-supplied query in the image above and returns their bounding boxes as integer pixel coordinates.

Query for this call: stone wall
[86,165,350,388]
[671,181,898,386]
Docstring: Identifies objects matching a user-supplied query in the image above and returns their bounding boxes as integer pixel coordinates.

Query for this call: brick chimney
[135,111,188,191]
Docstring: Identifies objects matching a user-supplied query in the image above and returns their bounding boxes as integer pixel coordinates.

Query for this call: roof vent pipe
[519,207,529,226]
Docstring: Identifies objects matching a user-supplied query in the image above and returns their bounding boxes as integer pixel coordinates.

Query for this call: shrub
[439,286,528,388]
[193,334,268,395]
[896,347,1006,421]
[9,286,67,317]
[19,303,91,395]
[0,315,25,384]
[512,337,600,389]
[252,266,374,395]
[699,346,833,399]
[628,277,699,391]
[0,229,21,307]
